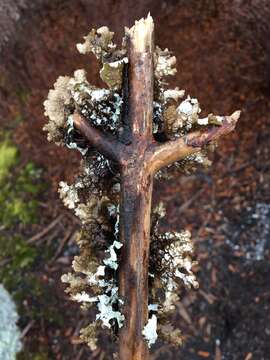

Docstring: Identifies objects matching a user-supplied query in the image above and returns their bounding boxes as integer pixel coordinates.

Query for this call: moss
[0,134,66,359]
[15,87,30,105]
[0,138,18,182]
[0,137,43,227]
[0,232,64,327]
[17,348,49,360]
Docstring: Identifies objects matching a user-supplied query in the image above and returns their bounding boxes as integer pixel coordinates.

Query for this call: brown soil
[1,0,270,359]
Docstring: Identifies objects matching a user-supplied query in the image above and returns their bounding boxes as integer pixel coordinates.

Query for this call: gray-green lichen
[145,204,198,346]
[0,284,22,360]
[43,20,236,351]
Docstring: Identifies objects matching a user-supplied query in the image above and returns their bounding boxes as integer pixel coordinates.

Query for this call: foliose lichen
[0,284,22,360]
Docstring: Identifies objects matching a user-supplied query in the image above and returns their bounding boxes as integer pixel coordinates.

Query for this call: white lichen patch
[86,264,125,329]
[61,190,125,331]
[76,26,116,59]
[163,88,185,102]
[64,248,125,330]
[108,57,128,68]
[44,66,124,155]
[0,284,22,360]
[154,46,177,79]
[150,228,199,314]
[185,152,212,167]
[96,289,125,328]
[58,181,79,209]
[161,230,198,289]
[161,277,180,312]
[176,96,201,130]
[142,314,158,348]
[148,304,159,312]
[73,291,98,303]
[43,76,71,143]
[197,117,209,125]
[198,114,224,126]
[103,240,123,270]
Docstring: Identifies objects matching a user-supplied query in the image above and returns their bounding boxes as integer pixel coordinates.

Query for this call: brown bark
[147,111,240,173]
[118,15,154,360]
[72,15,239,360]
[72,113,124,162]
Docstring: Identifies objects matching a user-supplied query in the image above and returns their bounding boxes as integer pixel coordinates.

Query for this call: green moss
[15,87,30,105]
[0,135,63,359]
[0,138,18,182]
[17,348,49,360]
[0,233,64,328]
[0,137,44,227]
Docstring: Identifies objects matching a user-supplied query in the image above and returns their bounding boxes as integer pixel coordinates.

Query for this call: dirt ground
[0,0,270,359]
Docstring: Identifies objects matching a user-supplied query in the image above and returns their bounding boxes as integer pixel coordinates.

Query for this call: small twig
[178,188,204,214]
[21,320,35,338]
[97,351,105,360]
[225,159,256,176]
[73,319,85,337]
[49,227,75,264]
[63,209,82,225]
[27,215,63,244]
[74,347,84,360]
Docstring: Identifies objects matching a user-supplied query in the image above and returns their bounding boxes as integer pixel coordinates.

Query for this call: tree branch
[72,112,124,163]
[147,111,240,174]
[118,14,154,360]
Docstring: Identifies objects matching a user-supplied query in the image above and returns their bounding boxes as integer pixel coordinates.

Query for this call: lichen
[0,284,22,360]
[154,46,177,80]
[80,323,99,351]
[100,57,128,90]
[158,323,183,347]
[59,151,123,346]
[44,19,238,352]
[142,314,158,348]
[76,26,116,60]
[43,76,71,144]
[147,205,198,345]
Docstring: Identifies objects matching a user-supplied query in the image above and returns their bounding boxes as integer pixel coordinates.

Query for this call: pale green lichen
[80,323,99,351]
[0,285,22,360]
[158,323,183,347]
[148,205,198,345]
[76,26,116,59]
[154,46,177,80]
[100,58,128,90]
[43,76,71,144]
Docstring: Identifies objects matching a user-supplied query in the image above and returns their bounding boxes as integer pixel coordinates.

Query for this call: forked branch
[147,111,241,173]
[74,110,240,175]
